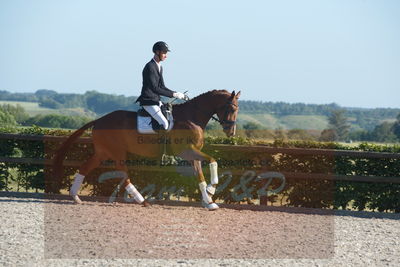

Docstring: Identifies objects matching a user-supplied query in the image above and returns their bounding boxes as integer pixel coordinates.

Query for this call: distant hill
[238,100,400,130]
[1,89,399,131]
[0,89,140,114]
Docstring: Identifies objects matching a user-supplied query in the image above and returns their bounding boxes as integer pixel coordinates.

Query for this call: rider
[136,41,188,130]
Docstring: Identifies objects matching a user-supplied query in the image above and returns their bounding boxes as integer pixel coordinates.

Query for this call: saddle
[137,103,174,134]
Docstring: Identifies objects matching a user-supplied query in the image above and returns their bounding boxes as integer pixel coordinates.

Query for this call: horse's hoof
[203,201,219,211]
[71,195,82,204]
[142,200,151,207]
[207,202,219,211]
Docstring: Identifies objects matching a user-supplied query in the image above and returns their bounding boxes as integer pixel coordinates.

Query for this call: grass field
[1,100,327,130]
[237,113,279,128]
[0,100,96,117]
[279,115,328,130]
[238,112,328,130]
[0,101,54,116]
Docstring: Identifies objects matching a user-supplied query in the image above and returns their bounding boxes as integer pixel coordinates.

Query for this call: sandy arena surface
[0,194,399,267]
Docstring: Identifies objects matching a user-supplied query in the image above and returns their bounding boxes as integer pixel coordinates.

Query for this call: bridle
[178,94,238,131]
[210,100,238,130]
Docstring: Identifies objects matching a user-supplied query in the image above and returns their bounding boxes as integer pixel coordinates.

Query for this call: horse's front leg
[206,161,218,196]
[193,159,219,197]
[180,143,220,210]
[192,160,219,211]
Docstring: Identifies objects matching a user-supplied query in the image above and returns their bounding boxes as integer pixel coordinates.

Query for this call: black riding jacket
[136,59,175,106]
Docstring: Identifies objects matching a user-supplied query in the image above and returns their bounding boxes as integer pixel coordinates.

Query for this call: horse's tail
[52,119,97,190]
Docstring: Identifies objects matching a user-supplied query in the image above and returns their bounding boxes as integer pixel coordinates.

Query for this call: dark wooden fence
[0,133,399,184]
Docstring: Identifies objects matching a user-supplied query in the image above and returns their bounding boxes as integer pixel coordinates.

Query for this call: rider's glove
[173,92,188,100]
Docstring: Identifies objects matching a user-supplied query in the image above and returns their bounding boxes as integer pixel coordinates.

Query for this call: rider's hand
[173,92,187,100]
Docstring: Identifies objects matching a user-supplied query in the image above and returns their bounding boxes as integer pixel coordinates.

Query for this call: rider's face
[156,51,168,61]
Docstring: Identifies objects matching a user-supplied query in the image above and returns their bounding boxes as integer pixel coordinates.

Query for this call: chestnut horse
[53,89,240,210]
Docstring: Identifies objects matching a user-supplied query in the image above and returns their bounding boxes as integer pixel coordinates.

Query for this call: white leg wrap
[199,181,212,204]
[210,162,218,185]
[206,184,216,195]
[70,173,84,196]
[125,183,145,204]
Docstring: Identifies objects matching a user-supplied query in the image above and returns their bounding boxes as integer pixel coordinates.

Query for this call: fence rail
[1,133,399,158]
[0,133,399,184]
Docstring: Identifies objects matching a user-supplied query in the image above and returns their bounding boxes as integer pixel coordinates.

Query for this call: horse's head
[215,90,241,137]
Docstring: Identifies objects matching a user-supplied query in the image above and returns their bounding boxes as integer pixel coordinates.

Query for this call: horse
[53,89,240,210]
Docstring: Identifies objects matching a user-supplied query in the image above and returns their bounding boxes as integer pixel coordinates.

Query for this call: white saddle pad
[137,112,174,134]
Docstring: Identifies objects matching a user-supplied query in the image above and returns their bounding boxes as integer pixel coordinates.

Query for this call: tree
[24,114,91,129]
[35,89,58,97]
[326,109,350,141]
[242,122,263,138]
[319,129,338,142]
[243,121,262,130]
[0,104,29,123]
[38,97,62,109]
[0,110,17,126]
[370,122,398,143]
[274,127,287,141]
[205,121,219,130]
[392,113,400,140]
[288,129,316,141]
[348,130,370,141]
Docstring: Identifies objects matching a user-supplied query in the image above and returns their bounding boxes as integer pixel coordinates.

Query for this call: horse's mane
[173,89,231,108]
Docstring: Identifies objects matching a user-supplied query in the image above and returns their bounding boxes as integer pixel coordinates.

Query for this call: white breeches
[143,103,168,130]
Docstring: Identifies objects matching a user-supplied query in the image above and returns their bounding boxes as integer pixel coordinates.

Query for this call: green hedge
[0,126,399,212]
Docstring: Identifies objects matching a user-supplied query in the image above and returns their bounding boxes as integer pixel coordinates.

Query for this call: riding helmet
[152,41,170,53]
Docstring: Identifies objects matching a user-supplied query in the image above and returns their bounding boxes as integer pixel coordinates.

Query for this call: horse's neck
[173,95,219,129]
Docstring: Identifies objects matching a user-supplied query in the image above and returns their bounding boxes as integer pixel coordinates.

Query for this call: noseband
[211,100,238,130]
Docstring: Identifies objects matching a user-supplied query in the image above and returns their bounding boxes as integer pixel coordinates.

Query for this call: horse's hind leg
[123,178,150,207]
[112,156,150,207]
[70,153,105,204]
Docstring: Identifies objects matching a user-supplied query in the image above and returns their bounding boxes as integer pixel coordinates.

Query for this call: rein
[203,100,238,130]
[173,92,237,130]
[212,103,237,129]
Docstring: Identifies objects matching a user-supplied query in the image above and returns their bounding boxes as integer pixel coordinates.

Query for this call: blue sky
[1,0,399,108]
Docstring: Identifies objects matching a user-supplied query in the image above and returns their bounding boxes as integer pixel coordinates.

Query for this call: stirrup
[160,153,168,166]
[160,154,177,166]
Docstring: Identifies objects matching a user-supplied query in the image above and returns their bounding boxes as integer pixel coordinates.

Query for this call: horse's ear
[230,91,236,99]
[235,91,241,99]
